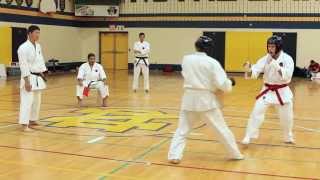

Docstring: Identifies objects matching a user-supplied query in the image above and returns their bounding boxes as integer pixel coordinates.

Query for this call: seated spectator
[307,60,320,80]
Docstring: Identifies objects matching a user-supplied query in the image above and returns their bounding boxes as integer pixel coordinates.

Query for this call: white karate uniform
[76,62,109,99]
[243,51,295,144]
[168,52,243,161]
[18,40,47,125]
[132,41,150,91]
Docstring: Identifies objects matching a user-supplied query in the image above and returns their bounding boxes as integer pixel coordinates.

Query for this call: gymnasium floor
[0,71,319,180]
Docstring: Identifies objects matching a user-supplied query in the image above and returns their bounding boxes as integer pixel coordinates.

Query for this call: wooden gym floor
[0,70,319,180]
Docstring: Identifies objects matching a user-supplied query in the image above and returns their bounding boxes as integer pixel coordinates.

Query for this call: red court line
[151,163,319,180]
[0,145,318,180]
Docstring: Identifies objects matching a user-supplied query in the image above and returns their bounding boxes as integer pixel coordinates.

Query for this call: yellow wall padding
[225,31,272,72]
[0,27,12,66]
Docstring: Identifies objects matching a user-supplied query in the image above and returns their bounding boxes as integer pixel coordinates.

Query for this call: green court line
[98,177,106,180]
[100,137,170,179]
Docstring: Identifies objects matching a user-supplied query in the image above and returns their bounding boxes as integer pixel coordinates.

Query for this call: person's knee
[98,87,107,93]
[102,94,108,99]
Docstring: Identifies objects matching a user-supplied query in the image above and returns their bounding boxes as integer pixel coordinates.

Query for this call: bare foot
[284,137,295,144]
[284,141,295,144]
[241,136,251,145]
[22,125,33,132]
[29,121,39,126]
[230,155,245,161]
[169,159,181,164]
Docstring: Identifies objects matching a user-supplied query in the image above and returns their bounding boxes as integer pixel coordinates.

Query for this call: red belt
[256,83,288,105]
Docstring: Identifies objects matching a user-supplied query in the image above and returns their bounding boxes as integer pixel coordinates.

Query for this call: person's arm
[248,55,268,79]
[78,79,83,86]
[77,65,85,86]
[38,45,48,80]
[181,57,186,78]
[18,46,32,92]
[38,45,47,73]
[100,65,107,85]
[133,42,141,54]
[212,61,233,92]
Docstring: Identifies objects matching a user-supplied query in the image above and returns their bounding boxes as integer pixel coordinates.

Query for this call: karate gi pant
[19,88,42,125]
[168,109,243,160]
[132,63,149,91]
[76,81,109,99]
[243,98,294,142]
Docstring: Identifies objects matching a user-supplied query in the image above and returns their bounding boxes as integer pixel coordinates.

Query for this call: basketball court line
[0,124,19,129]
[106,138,169,176]
[0,159,140,180]
[2,131,320,165]
[0,116,318,178]
[0,144,317,180]
[149,162,319,180]
[0,113,319,148]
[87,136,105,144]
[0,97,314,179]
[1,126,320,165]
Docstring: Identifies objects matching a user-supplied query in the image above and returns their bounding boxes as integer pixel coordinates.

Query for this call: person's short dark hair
[28,25,40,34]
[310,60,315,64]
[195,36,213,53]
[139,32,145,37]
[87,53,95,59]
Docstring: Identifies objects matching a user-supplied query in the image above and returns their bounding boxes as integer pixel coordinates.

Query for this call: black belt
[31,72,47,87]
[135,57,148,67]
